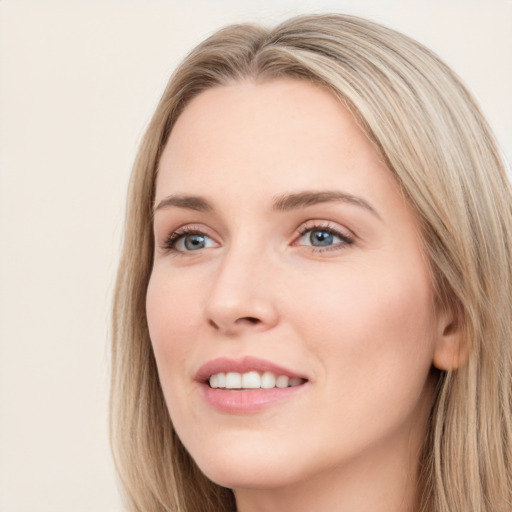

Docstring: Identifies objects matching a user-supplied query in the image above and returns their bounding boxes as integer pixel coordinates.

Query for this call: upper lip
[195,356,307,383]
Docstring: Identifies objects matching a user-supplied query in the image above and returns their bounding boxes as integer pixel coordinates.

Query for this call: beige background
[0,1,510,511]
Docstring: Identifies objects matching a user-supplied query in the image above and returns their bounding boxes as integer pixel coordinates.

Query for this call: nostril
[239,317,260,324]
[207,317,260,330]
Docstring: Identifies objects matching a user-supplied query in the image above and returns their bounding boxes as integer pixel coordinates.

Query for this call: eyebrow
[154,194,213,213]
[272,190,380,218]
[153,190,380,218]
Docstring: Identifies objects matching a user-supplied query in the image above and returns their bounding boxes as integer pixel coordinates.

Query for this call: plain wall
[0,1,510,511]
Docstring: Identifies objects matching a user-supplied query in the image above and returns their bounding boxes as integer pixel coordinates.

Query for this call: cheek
[146,270,199,390]
[146,273,205,448]
[292,262,438,408]
[146,266,201,340]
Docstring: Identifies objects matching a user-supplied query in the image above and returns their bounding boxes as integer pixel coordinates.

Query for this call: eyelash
[163,226,207,252]
[162,222,354,254]
[295,222,354,252]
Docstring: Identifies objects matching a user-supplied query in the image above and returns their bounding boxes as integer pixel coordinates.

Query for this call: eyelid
[160,224,220,253]
[156,219,355,256]
[293,221,355,251]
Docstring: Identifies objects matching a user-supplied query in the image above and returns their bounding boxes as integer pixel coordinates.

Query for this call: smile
[197,356,309,413]
[209,371,306,389]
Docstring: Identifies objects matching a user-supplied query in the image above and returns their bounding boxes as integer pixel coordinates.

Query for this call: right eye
[165,228,218,252]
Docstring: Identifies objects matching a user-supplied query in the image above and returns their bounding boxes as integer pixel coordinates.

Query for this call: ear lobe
[432,312,468,371]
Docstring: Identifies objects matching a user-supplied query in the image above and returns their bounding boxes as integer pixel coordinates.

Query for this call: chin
[185,438,304,490]
[201,463,299,491]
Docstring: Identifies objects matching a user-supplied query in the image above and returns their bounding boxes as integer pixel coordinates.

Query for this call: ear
[432,308,468,371]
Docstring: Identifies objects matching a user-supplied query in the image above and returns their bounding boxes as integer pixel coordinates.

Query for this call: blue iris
[184,234,207,250]
[309,229,334,247]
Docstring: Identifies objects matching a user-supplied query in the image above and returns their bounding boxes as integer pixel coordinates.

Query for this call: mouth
[196,356,309,412]
[208,371,306,389]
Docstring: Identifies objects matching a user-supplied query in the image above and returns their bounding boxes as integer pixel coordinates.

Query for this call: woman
[110,14,512,512]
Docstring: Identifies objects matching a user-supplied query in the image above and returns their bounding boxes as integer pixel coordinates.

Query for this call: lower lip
[201,384,307,413]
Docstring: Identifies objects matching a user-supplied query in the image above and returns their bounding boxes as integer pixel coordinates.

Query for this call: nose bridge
[204,232,279,333]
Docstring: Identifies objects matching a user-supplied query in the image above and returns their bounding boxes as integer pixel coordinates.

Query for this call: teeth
[217,372,226,388]
[208,371,305,389]
[209,372,225,389]
[225,372,242,389]
[241,371,260,388]
[276,375,289,388]
[210,373,219,388]
[261,371,276,389]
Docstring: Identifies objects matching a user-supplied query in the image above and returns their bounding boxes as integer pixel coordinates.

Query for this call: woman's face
[147,79,449,497]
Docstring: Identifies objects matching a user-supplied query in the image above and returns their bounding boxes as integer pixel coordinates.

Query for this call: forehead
[156,78,393,206]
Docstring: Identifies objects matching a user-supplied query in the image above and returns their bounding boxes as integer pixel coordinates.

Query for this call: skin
[146,79,459,512]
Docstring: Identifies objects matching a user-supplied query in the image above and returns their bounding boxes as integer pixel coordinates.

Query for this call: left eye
[296,227,351,248]
[171,232,217,252]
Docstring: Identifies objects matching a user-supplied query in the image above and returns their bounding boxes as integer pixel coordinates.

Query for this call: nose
[204,244,280,336]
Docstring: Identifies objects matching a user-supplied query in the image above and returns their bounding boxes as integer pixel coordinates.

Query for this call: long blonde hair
[111,14,512,512]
